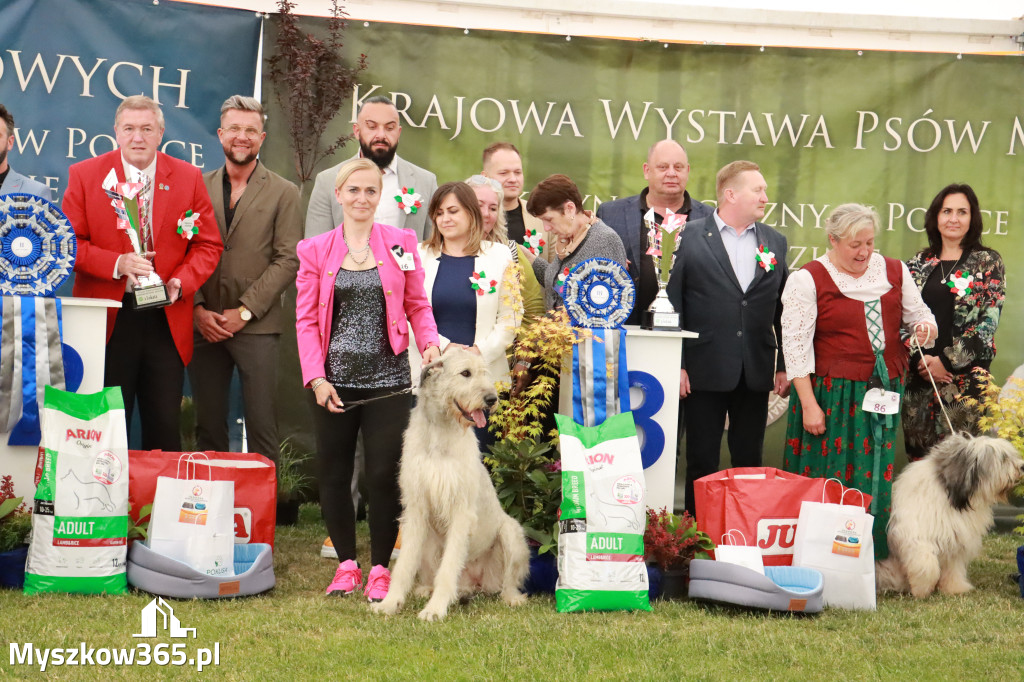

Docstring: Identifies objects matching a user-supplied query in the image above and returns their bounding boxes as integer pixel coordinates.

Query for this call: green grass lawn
[2,504,1023,681]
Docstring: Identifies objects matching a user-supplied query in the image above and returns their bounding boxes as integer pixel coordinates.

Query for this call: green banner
[262,18,1024,465]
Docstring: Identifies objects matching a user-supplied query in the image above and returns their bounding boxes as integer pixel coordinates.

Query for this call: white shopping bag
[792,479,875,610]
[147,454,235,577]
[715,530,765,575]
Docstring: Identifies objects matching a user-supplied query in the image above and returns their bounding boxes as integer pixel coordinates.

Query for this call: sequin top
[326,267,410,389]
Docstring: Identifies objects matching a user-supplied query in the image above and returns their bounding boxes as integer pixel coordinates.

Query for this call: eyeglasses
[223,125,262,138]
[465,174,502,194]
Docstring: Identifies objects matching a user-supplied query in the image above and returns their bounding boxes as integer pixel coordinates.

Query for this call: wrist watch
[238,305,252,322]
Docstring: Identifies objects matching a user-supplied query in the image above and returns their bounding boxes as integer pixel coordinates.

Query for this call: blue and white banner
[0,0,261,202]
[571,328,631,427]
[0,296,81,445]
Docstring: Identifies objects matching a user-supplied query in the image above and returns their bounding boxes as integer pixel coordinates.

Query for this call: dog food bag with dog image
[24,386,130,595]
[554,412,651,612]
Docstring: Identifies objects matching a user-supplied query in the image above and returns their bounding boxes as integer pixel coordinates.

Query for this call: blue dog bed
[688,559,824,613]
[127,542,275,599]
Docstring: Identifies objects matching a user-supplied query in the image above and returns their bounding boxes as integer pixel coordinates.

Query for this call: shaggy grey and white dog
[370,348,529,621]
[876,433,1024,598]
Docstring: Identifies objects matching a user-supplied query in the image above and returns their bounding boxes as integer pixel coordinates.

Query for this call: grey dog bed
[688,559,824,613]
[127,541,275,599]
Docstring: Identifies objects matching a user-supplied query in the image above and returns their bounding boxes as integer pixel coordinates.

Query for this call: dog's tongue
[471,409,487,428]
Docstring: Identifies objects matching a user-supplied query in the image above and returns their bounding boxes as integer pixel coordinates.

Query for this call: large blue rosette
[560,257,634,329]
[0,193,76,296]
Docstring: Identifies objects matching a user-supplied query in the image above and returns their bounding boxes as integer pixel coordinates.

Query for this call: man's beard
[223,143,258,167]
[360,139,397,169]
[0,146,7,169]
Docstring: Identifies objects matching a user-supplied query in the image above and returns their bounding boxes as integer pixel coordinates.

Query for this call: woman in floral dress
[781,204,936,559]
[902,183,1006,460]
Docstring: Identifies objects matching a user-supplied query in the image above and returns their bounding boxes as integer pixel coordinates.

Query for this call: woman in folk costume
[780,204,936,558]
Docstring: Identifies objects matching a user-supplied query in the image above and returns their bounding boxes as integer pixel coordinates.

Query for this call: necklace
[938,252,963,284]
[555,221,591,259]
[343,227,371,265]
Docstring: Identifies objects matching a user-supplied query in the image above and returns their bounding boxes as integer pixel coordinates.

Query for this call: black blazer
[597,192,714,285]
[666,215,788,393]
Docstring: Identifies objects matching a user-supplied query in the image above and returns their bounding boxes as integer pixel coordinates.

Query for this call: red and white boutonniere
[469,270,498,296]
[395,187,422,215]
[523,227,545,257]
[754,244,777,272]
[946,270,976,297]
[555,266,571,294]
[176,209,200,240]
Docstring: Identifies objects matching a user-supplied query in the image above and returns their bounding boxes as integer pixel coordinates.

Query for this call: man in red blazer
[62,95,222,450]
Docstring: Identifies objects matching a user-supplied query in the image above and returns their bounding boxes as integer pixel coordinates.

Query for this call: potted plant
[0,475,31,589]
[643,507,714,600]
[966,371,1024,596]
[485,438,561,593]
[485,310,590,593]
[276,438,313,526]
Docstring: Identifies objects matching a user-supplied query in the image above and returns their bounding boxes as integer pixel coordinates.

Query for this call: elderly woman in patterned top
[901,183,1006,460]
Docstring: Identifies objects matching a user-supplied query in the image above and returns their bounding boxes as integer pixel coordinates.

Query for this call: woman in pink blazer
[295,158,439,600]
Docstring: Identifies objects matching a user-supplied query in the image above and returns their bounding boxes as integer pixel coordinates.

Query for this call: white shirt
[781,252,936,380]
[713,211,758,291]
[374,158,402,229]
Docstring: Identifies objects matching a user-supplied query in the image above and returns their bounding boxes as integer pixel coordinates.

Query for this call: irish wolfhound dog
[370,348,529,621]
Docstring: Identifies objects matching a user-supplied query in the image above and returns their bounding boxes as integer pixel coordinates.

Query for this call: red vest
[804,257,909,382]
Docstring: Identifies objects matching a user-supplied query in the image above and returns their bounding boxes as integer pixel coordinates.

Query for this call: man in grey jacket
[597,139,712,325]
[305,96,437,239]
[0,104,53,201]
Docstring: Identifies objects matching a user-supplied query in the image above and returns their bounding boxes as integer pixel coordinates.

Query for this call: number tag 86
[862,388,900,415]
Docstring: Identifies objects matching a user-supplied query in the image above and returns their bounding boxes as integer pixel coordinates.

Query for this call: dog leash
[909,326,956,434]
[339,387,414,408]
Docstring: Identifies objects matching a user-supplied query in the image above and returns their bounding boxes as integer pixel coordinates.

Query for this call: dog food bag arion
[554,412,651,612]
[24,387,130,595]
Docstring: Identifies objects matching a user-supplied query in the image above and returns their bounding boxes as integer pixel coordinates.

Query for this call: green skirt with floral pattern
[783,374,905,560]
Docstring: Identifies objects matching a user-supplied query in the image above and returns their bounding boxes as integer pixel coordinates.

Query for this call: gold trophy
[102,168,169,310]
[641,208,686,331]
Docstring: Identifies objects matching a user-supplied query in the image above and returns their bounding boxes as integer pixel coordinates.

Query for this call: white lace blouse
[781,252,936,380]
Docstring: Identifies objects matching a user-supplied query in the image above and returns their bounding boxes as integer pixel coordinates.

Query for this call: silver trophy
[102,168,169,310]
[641,208,685,331]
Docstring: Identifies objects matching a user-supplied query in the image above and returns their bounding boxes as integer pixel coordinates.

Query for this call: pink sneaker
[364,564,391,602]
[326,559,362,596]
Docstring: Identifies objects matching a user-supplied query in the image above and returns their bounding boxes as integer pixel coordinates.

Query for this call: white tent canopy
[186,0,1024,53]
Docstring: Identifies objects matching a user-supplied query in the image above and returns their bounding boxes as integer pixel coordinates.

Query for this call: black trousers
[311,386,412,567]
[682,371,769,517]
[104,295,184,451]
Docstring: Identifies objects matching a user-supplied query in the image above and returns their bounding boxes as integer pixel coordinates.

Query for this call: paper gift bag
[715,530,765,575]
[792,481,875,610]
[694,467,872,566]
[147,454,235,577]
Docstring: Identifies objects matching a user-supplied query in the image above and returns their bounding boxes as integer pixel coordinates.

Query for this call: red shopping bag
[129,450,277,548]
[693,467,870,566]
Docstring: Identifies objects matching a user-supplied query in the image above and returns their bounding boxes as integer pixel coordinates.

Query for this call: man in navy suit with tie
[667,160,790,516]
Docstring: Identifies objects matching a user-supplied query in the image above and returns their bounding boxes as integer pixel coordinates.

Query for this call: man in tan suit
[482,142,553,262]
[190,95,301,459]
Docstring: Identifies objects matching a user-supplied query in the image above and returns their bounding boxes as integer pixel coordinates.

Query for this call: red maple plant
[643,507,714,571]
